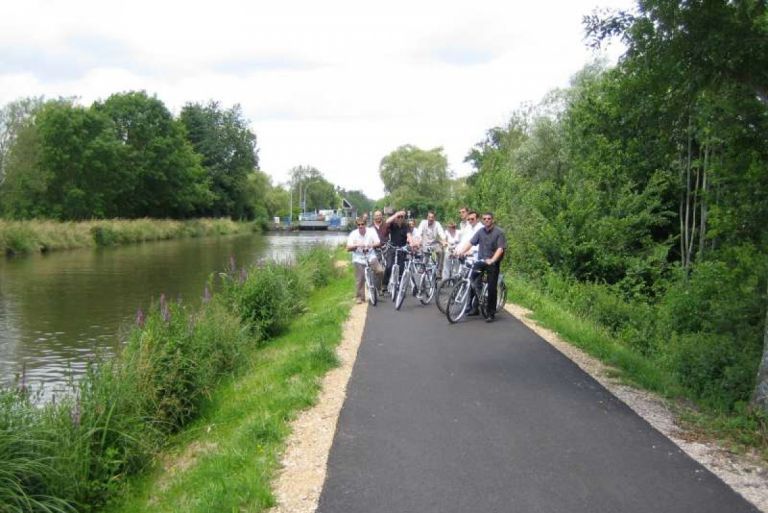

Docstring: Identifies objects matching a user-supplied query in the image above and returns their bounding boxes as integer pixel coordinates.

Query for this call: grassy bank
[108,269,353,513]
[0,218,258,255]
[504,273,768,456]
[0,246,349,512]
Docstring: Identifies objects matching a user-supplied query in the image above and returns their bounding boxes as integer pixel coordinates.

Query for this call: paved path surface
[316,300,760,513]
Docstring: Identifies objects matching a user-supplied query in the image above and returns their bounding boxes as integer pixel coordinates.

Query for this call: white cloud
[0,0,634,199]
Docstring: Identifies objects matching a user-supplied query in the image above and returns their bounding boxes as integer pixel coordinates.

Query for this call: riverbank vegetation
[0,218,256,255]
[458,2,768,449]
[108,263,352,513]
[0,247,347,512]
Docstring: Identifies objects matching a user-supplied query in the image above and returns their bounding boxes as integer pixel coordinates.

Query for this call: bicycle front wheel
[365,267,378,306]
[388,265,399,302]
[497,280,507,310]
[435,278,456,313]
[446,281,469,323]
[395,269,409,310]
[419,271,436,305]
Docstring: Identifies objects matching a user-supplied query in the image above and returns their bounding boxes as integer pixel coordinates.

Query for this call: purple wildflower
[229,255,237,275]
[159,293,171,323]
[202,286,211,304]
[135,308,145,328]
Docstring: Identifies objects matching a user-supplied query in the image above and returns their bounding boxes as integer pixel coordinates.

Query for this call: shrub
[90,224,119,246]
[296,245,336,288]
[667,332,760,411]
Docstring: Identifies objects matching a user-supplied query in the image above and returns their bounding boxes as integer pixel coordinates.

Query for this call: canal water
[0,232,346,393]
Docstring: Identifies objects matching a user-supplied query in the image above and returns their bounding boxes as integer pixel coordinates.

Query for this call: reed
[0,246,341,512]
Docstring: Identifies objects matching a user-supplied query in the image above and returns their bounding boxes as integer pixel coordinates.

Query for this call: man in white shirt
[414,210,446,278]
[443,220,462,278]
[460,210,482,257]
[458,206,470,232]
[347,217,384,303]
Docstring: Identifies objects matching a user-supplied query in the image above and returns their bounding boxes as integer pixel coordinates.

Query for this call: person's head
[394,211,405,226]
[482,212,495,229]
[459,206,468,220]
[426,211,436,224]
[355,217,366,233]
[408,219,416,231]
[373,210,383,224]
[447,221,457,231]
[467,210,478,225]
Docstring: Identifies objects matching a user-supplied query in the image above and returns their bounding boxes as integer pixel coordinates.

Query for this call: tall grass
[0,218,257,255]
[0,247,342,512]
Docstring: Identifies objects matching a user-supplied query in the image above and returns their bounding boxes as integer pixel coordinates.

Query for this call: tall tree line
[0,92,283,220]
[466,0,768,413]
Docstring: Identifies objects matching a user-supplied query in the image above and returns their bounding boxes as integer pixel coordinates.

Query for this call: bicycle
[413,246,438,305]
[435,247,464,314]
[361,249,378,306]
[374,242,391,299]
[387,245,406,301]
[446,259,506,323]
[393,246,415,310]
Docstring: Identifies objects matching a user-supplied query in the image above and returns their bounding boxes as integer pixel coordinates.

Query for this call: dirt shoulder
[268,301,367,513]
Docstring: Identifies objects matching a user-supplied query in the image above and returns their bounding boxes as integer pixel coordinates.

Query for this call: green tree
[379,145,450,211]
[180,101,259,219]
[94,91,211,218]
[0,116,47,218]
[288,165,339,212]
[34,101,129,219]
[0,97,44,187]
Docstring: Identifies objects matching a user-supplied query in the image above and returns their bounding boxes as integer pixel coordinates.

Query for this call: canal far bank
[0,217,256,256]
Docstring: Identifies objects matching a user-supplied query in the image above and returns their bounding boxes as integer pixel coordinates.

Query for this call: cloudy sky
[0,0,633,199]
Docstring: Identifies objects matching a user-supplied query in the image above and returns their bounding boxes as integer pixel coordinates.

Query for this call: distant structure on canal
[275,198,357,231]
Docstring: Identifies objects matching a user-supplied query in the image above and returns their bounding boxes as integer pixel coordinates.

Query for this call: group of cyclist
[346,206,507,322]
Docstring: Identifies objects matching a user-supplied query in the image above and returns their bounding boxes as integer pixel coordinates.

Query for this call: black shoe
[485,315,495,323]
[467,309,479,317]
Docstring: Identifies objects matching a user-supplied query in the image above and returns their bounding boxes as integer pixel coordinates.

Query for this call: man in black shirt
[456,212,506,322]
[383,210,414,294]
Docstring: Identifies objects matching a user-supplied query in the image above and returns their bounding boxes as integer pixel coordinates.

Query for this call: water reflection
[0,231,345,391]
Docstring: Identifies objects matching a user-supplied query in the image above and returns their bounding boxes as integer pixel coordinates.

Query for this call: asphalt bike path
[316,300,759,513]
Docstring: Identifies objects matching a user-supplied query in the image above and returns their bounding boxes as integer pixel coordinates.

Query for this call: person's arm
[486,247,504,265]
[454,240,471,256]
[346,233,358,252]
[386,210,405,224]
[459,230,481,257]
[370,231,381,248]
[436,222,446,245]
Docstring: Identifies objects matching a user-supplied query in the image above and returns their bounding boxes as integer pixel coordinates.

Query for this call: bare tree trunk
[683,118,694,270]
[688,162,699,266]
[698,144,709,260]
[751,282,768,413]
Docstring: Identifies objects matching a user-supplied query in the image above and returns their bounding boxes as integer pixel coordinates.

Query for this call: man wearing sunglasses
[347,217,384,304]
[383,210,415,295]
[456,212,506,322]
